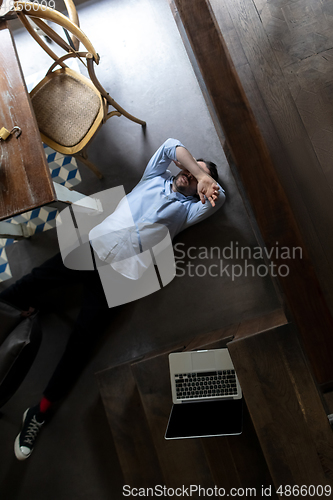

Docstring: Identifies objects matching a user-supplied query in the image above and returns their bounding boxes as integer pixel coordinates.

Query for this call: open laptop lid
[165,398,243,439]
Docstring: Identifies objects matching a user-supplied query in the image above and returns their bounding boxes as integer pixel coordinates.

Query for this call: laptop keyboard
[175,370,238,400]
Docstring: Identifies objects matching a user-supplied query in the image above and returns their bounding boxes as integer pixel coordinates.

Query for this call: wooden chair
[14,1,146,179]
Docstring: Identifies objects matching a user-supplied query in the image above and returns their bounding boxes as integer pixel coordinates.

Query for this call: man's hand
[197,176,219,206]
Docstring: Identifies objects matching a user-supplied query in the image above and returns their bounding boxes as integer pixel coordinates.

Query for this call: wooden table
[0,20,56,230]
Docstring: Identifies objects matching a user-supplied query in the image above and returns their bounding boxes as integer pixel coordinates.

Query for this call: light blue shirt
[126,138,226,238]
[89,138,225,277]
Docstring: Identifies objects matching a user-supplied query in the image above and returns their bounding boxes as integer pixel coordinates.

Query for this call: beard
[173,172,191,196]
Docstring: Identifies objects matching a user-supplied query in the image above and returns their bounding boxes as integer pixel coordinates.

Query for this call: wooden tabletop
[0,21,56,221]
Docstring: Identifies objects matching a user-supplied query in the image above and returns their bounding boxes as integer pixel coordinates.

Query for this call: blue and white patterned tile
[0,207,59,282]
[0,246,12,283]
[44,144,82,188]
[24,206,59,235]
[1,207,59,239]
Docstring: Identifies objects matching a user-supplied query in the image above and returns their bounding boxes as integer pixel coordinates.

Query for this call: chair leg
[74,151,103,179]
[105,95,146,126]
[87,58,146,127]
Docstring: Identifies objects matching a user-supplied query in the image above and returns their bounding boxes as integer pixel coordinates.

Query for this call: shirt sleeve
[141,138,185,180]
[181,185,226,230]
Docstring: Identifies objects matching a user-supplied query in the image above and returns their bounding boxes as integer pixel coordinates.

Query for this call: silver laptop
[169,348,242,403]
[165,348,243,440]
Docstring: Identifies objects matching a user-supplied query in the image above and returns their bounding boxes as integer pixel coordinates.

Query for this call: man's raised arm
[175,146,220,207]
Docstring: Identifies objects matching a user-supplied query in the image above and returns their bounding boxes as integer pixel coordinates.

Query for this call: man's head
[196,159,218,182]
[173,159,218,197]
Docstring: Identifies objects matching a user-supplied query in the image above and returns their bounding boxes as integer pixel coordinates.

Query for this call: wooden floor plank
[131,354,215,489]
[185,308,287,350]
[96,362,165,487]
[228,324,333,490]
[234,57,333,322]
[200,437,243,491]
[214,0,333,285]
[224,404,279,497]
[234,309,287,340]
[202,404,278,497]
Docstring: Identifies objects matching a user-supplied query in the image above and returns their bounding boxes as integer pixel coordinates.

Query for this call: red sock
[39,396,52,413]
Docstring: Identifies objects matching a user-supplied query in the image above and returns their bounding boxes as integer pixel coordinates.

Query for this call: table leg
[54,183,103,213]
[0,221,33,239]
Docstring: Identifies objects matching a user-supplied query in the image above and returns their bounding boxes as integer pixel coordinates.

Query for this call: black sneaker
[14,406,45,460]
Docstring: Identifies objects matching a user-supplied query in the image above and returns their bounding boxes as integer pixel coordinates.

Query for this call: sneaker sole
[14,409,32,461]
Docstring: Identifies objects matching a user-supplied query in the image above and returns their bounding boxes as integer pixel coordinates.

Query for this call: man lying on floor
[0,138,225,460]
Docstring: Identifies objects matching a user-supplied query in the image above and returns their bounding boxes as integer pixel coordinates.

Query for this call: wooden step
[96,311,288,491]
[96,335,280,493]
[96,307,333,494]
[201,404,276,494]
[131,353,215,490]
[97,360,165,487]
[185,308,287,351]
[228,323,333,493]
[132,351,277,494]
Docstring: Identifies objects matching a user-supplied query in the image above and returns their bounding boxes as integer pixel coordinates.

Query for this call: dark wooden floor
[212,0,333,315]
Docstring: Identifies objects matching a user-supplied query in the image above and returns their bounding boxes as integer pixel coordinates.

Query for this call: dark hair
[196,158,219,182]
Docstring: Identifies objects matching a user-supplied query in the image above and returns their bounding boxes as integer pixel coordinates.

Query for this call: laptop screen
[165,398,243,440]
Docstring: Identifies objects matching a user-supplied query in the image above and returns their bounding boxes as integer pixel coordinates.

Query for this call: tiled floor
[0,0,281,498]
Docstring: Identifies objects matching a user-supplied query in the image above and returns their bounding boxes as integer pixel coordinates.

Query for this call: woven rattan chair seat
[31,72,101,147]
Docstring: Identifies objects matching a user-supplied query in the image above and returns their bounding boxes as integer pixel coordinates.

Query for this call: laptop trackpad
[192,351,216,371]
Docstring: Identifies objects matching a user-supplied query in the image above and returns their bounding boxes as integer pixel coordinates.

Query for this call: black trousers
[0,252,116,402]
